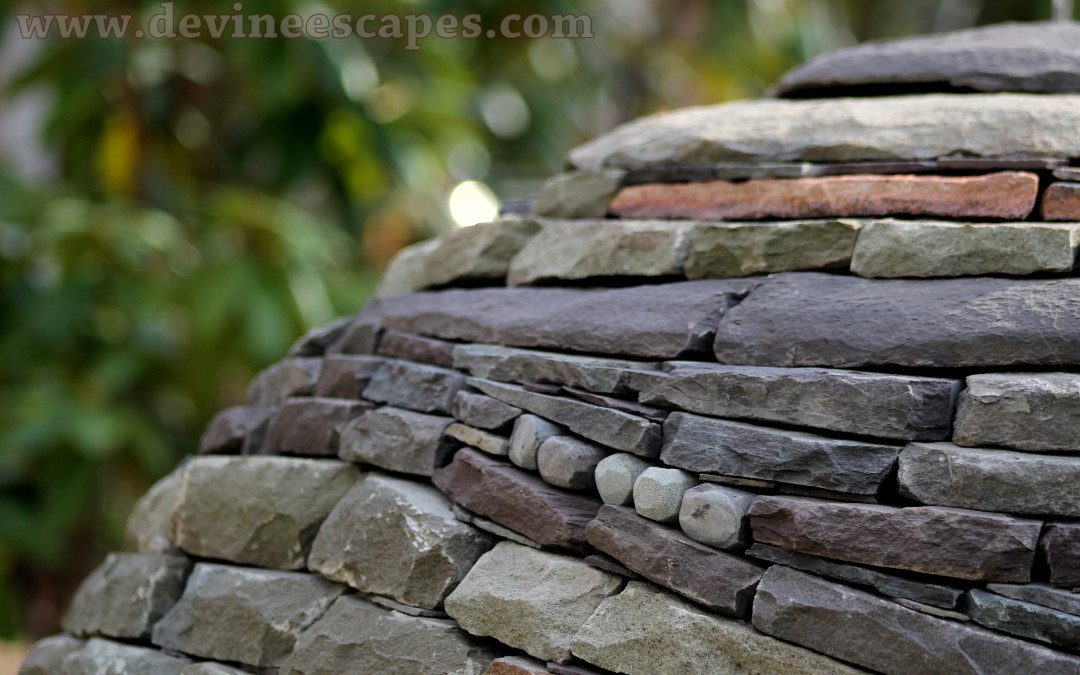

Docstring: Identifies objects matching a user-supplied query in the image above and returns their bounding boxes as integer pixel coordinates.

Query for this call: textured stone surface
[376,330,456,367]
[470,379,661,456]
[245,357,321,406]
[152,563,343,667]
[126,466,184,554]
[326,314,382,354]
[362,360,466,414]
[1055,167,1080,182]
[713,272,1080,368]
[445,542,623,663]
[308,473,493,610]
[373,279,757,359]
[569,94,1080,172]
[1044,182,1080,221]
[684,219,858,278]
[281,596,496,675]
[594,452,651,506]
[376,238,440,297]
[313,354,386,398]
[678,483,755,550]
[454,344,660,395]
[898,442,1080,517]
[508,413,564,470]
[632,467,697,523]
[339,406,454,476]
[264,397,370,456]
[19,635,83,675]
[643,364,958,441]
[986,583,1080,616]
[571,581,859,675]
[748,496,1041,581]
[446,423,510,456]
[433,449,603,551]
[746,543,963,608]
[62,553,190,639]
[968,589,1080,651]
[534,169,624,218]
[852,219,1079,278]
[537,436,607,490]
[61,638,191,674]
[485,655,549,674]
[612,172,1038,221]
[198,405,272,454]
[954,373,1080,453]
[422,217,539,289]
[453,391,522,431]
[661,413,899,495]
[586,505,763,615]
[1041,523,1080,587]
[172,456,358,569]
[508,220,692,286]
[289,316,355,357]
[753,566,1080,675]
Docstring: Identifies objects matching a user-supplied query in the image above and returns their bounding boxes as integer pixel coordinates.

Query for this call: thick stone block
[263,397,371,456]
[245,357,321,406]
[1043,182,1080,221]
[421,217,540,289]
[376,239,440,296]
[1041,523,1080,587]
[508,414,564,470]
[678,483,755,550]
[748,496,1041,582]
[953,373,1080,453]
[313,354,385,398]
[339,406,454,477]
[454,344,660,395]
[376,330,455,367]
[537,436,607,490]
[198,405,272,454]
[452,390,522,430]
[60,638,191,674]
[362,360,465,415]
[684,219,858,278]
[533,169,624,218]
[968,589,1080,651]
[126,466,184,554]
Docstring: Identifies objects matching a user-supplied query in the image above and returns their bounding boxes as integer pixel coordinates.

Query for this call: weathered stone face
[678,483,755,550]
[18,635,84,675]
[126,466,184,554]
[362,360,466,415]
[684,219,859,278]
[444,542,623,664]
[1041,523,1080,587]
[537,436,608,490]
[445,423,510,456]
[280,596,498,675]
[376,330,456,367]
[199,405,273,454]
[339,406,454,477]
[246,357,322,406]
[307,473,493,610]
[632,467,697,523]
[313,354,386,398]
[508,413,564,470]
[151,564,343,667]
[953,373,1080,453]
[454,344,660,395]
[533,169,624,218]
[289,315,356,357]
[172,456,358,569]
[1043,182,1080,220]
[967,589,1080,652]
[420,217,540,290]
[452,390,521,430]
[61,638,191,674]
[326,314,382,354]
[485,655,550,674]
[375,238,441,297]
[263,397,371,457]
[594,452,651,506]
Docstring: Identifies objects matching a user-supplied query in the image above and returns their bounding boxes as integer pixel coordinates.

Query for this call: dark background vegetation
[0,0,1056,640]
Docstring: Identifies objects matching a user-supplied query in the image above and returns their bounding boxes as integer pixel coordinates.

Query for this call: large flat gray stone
[18,635,83,675]
[454,344,660,395]
[339,406,454,477]
[954,373,1080,453]
[452,390,522,430]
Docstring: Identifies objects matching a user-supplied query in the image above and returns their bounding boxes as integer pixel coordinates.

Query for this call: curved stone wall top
[775,21,1080,98]
[567,93,1080,172]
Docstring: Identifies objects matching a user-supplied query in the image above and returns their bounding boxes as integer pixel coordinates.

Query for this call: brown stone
[198,406,272,454]
[376,330,455,367]
[1042,182,1080,221]
[611,172,1038,221]
[1041,523,1080,587]
[432,448,602,552]
[585,504,763,616]
[748,496,1041,582]
[313,354,385,398]
[263,397,371,457]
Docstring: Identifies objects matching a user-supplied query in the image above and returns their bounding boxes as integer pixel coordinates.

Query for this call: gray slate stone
[376,330,455,367]
[126,466,184,554]
[661,413,899,496]
[264,397,371,456]
[246,357,321,406]
[446,423,509,456]
[62,553,190,639]
[898,442,1080,517]
[534,169,624,218]
[594,452,652,506]
[279,596,497,674]
[1041,523,1080,587]
[753,566,1080,675]
[326,314,382,354]
[678,483,755,550]
[470,379,661,457]
[537,436,608,490]
[373,279,758,359]
[172,456,358,569]
[444,542,623,663]
[308,473,493,610]
[986,583,1080,617]
[954,373,1080,453]
[713,272,1080,368]
[61,638,190,674]
[289,316,355,357]
[571,581,859,675]
[632,467,697,523]
[339,406,454,476]
[152,563,343,667]
[775,21,1080,96]
[508,414,564,470]
[453,344,660,395]
[313,354,386,398]
[198,405,272,454]
[642,364,958,441]
[851,219,1080,278]
[362,359,465,414]
[18,635,83,675]
[452,390,522,430]
[375,238,440,297]
[968,589,1080,651]
[685,219,859,278]
[421,217,540,289]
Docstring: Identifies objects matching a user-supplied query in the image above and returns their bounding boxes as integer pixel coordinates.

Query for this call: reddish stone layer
[611,171,1039,221]
[1042,182,1080,221]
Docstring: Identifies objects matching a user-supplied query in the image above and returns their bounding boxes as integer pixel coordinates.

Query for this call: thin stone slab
[611,172,1038,221]
[775,21,1080,96]
[376,330,455,367]
[752,566,1080,675]
[453,391,522,430]
[19,635,84,675]
[421,217,539,289]
[61,638,191,674]
[954,373,1080,453]
[151,564,344,667]
[376,239,441,297]
[280,596,497,674]
[746,543,963,609]
[508,414,564,470]
[684,219,858,278]
[62,553,191,639]
[433,449,603,551]
[372,279,758,359]
[898,442,1080,517]
[198,405,272,454]
[263,397,371,456]
[569,94,1080,172]
[126,466,184,554]
[661,413,899,496]
[678,483,755,551]
[339,406,454,477]
[446,423,510,456]
[534,169,625,218]
[366,594,448,618]
[583,554,638,579]
[852,220,1080,278]
[713,272,1080,368]
[313,354,386,398]
[986,583,1080,616]
[308,473,493,610]
[1041,523,1080,587]
[967,589,1080,651]
[562,388,667,423]
[571,581,859,675]
[453,344,660,395]
[594,452,651,506]
[470,379,661,457]
[444,542,623,664]
[1055,167,1080,182]
[538,436,607,490]
[632,467,697,523]
[586,504,763,616]
[362,360,466,415]
[171,456,358,569]
[642,364,958,441]
[748,496,1041,582]
[245,357,321,406]
[507,220,692,286]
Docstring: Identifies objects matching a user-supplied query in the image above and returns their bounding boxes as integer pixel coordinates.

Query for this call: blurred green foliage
[0,0,1055,637]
